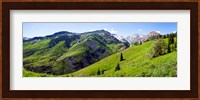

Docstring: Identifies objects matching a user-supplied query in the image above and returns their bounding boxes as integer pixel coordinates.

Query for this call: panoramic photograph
[23,22,177,77]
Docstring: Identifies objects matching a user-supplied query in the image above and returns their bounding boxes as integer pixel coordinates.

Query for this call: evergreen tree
[174,38,177,50]
[171,37,174,44]
[97,68,101,75]
[102,70,104,74]
[158,34,162,38]
[175,32,177,37]
[120,53,124,61]
[167,34,175,53]
[168,41,171,53]
[168,34,172,44]
[115,63,120,71]
[174,32,177,50]
[167,34,169,38]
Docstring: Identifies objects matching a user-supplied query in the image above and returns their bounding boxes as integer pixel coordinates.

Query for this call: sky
[23,22,177,38]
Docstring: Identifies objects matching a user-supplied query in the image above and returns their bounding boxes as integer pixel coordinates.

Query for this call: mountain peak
[53,31,71,36]
[89,29,109,33]
[147,31,160,37]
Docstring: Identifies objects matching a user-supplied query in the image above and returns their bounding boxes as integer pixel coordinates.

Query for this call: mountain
[23,30,129,75]
[64,39,177,77]
[112,34,130,46]
[126,31,161,45]
[126,33,144,45]
[146,31,161,40]
[23,37,30,41]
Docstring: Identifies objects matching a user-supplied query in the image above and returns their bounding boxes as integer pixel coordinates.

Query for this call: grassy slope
[23,69,54,77]
[106,43,127,53]
[64,39,177,77]
[56,38,89,61]
[23,39,67,67]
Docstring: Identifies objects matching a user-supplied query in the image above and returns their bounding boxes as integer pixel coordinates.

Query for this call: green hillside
[63,39,177,77]
[23,30,128,76]
[23,69,54,77]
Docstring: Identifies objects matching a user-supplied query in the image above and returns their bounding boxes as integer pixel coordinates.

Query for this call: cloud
[173,31,177,33]
[156,31,160,33]
[103,28,117,34]
[138,29,142,31]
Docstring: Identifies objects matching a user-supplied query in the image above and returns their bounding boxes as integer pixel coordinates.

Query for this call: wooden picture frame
[2,2,198,98]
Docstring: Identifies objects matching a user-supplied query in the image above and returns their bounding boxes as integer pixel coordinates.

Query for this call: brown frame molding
[2,2,198,98]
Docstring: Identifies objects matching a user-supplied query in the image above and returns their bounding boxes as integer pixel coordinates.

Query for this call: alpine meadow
[23,22,177,77]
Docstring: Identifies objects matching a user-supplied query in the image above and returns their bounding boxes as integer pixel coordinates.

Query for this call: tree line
[148,32,177,58]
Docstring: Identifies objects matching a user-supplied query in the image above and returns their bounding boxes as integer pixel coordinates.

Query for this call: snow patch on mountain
[112,34,131,46]
[126,33,145,45]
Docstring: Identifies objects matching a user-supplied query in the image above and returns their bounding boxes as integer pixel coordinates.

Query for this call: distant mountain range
[126,31,161,45]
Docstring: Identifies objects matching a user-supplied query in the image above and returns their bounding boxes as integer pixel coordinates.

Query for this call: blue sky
[23,22,177,38]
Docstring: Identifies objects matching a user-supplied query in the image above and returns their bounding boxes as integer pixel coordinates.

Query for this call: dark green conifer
[115,63,120,71]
